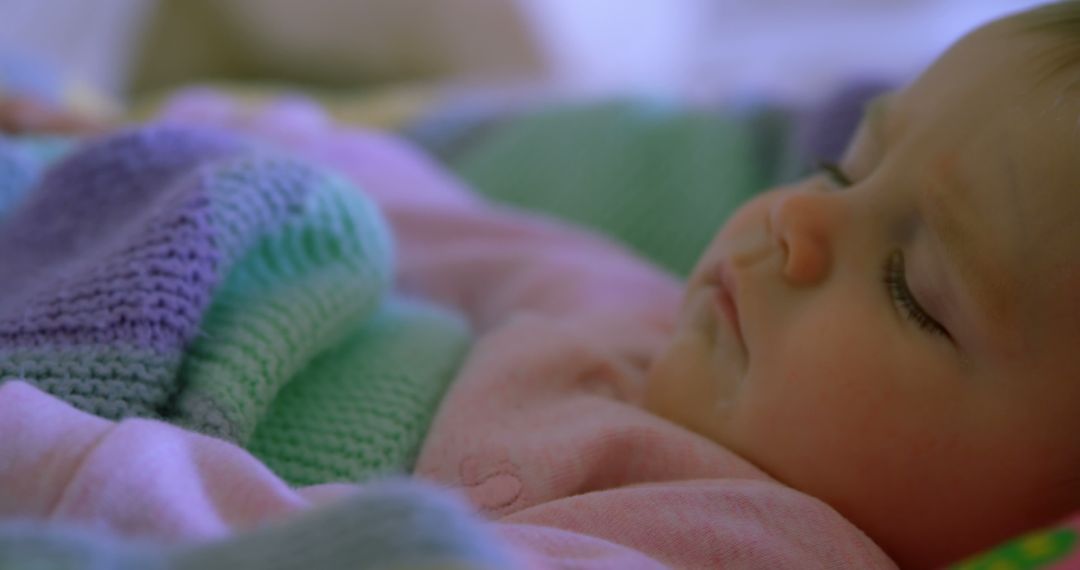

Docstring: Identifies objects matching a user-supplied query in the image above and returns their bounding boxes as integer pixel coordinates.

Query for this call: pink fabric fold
[0,373,895,568]
[0,380,319,542]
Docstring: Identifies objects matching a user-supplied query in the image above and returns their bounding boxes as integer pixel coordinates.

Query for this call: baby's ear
[0,96,106,135]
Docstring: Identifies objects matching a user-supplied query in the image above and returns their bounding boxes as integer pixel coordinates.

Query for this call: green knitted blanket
[0,127,471,486]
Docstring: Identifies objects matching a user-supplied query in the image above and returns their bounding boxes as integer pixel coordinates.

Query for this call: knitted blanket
[0,125,471,486]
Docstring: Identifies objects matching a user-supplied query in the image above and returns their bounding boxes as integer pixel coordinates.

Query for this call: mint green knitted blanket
[0,126,471,486]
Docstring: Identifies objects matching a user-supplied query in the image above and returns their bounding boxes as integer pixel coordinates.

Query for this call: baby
[412,4,1080,567]
[644,2,1080,566]
[1,2,1078,569]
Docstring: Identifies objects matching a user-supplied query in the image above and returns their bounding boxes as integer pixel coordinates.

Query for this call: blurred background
[0,0,1051,105]
[0,0,1056,277]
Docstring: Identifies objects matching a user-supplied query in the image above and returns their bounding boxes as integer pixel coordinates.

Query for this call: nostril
[776,235,789,257]
[781,235,831,286]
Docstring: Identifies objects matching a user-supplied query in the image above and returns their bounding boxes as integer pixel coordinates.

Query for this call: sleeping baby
[417,3,1080,566]
[644,2,1080,565]
[1,2,1078,568]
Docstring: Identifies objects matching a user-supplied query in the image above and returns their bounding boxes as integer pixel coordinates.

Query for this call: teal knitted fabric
[0,126,470,485]
[449,100,794,276]
[247,298,470,486]
[166,153,396,444]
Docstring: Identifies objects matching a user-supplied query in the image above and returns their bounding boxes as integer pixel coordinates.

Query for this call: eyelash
[817,160,853,187]
[882,251,949,339]
[816,161,951,340]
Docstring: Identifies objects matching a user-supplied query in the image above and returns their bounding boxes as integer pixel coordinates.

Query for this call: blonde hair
[1009,1,1080,81]
[1013,0,1080,34]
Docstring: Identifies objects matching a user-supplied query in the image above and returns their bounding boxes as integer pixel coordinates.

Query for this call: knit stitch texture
[0,126,470,485]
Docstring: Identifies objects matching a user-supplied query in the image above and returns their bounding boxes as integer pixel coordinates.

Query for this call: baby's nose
[769,190,842,286]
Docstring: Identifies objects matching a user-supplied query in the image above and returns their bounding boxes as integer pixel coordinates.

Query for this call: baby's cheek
[735,310,904,471]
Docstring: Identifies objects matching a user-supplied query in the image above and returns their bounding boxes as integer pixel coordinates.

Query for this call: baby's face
[645,17,1080,568]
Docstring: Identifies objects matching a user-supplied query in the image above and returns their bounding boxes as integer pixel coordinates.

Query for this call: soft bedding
[0,99,898,569]
[2,74,1080,568]
[0,121,507,568]
[0,381,515,570]
[0,125,468,485]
